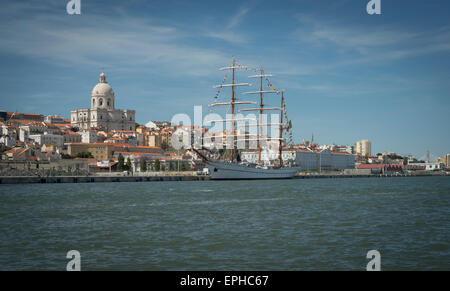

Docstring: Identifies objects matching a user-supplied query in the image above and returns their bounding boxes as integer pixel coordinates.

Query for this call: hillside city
[1,72,449,177]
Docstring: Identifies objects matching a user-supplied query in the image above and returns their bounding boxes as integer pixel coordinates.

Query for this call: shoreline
[0,173,448,184]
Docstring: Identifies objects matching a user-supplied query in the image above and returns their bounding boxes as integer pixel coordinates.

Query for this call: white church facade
[71,72,135,132]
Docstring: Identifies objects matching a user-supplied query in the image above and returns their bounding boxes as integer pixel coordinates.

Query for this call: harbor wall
[0,172,447,184]
[0,175,210,184]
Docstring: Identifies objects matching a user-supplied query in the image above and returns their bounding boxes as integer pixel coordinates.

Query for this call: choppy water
[0,176,449,270]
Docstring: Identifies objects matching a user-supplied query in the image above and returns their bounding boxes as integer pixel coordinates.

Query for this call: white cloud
[0,3,232,77]
[227,7,249,30]
[293,13,450,65]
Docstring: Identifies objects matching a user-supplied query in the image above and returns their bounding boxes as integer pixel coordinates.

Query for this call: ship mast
[258,67,263,164]
[209,58,253,160]
[230,58,236,161]
[279,90,284,167]
[245,68,278,165]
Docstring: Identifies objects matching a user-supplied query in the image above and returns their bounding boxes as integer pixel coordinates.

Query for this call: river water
[0,176,449,270]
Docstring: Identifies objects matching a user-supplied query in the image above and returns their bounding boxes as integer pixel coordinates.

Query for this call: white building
[319,144,354,154]
[63,131,82,144]
[44,115,65,124]
[144,121,160,130]
[0,135,16,147]
[1,124,15,137]
[81,130,101,143]
[425,162,445,171]
[71,72,135,132]
[28,133,64,147]
[355,139,371,156]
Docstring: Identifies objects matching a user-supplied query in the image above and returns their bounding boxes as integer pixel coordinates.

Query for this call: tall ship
[192,58,299,180]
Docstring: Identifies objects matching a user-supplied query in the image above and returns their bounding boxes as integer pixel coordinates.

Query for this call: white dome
[91,72,115,110]
[91,82,114,98]
[91,72,114,98]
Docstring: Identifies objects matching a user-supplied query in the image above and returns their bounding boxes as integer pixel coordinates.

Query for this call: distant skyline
[0,0,449,159]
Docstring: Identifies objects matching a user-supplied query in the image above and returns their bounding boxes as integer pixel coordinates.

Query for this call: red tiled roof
[110,130,137,133]
[114,151,160,156]
[68,142,161,150]
[74,158,97,164]
[330,150,351,155]
[133,145,161,149]
[4,148,28,154]
[7,120,44,126]
[65,131,80,135]
[69,142,112,146]
[7,112,43,116]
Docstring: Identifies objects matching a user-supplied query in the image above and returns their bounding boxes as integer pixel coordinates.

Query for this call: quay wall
[0,175,210,184]
[0,173,447,184]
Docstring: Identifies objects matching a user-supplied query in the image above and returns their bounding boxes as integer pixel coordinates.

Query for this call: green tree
[117,153,125,171]
[126,157,132,172]
[161,164,166,171]
[180,162,187,171]
[169,161,175,171]
[61,153,73,159]
[154,159,160,171]
[75,151,93,159]
[140,158,147,172]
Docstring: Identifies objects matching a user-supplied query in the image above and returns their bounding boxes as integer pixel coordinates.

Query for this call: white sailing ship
[192,58,299,180]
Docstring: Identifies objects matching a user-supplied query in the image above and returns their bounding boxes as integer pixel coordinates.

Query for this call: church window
[93,99,95,106]
[99,98,103,106]
[107,99,110,106]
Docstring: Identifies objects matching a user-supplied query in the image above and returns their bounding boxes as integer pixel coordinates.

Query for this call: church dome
[91,72,114,98]
[91,72,115,110]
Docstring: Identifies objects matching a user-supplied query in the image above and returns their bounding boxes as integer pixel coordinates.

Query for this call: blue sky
[0,0,449,159]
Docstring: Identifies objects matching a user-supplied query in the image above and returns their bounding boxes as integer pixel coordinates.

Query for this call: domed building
[70,72,135,132]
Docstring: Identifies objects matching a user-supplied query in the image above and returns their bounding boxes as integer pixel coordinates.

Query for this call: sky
[0,0,449,159]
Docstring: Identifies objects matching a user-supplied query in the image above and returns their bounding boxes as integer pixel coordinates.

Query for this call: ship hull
[205,160,299,180]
